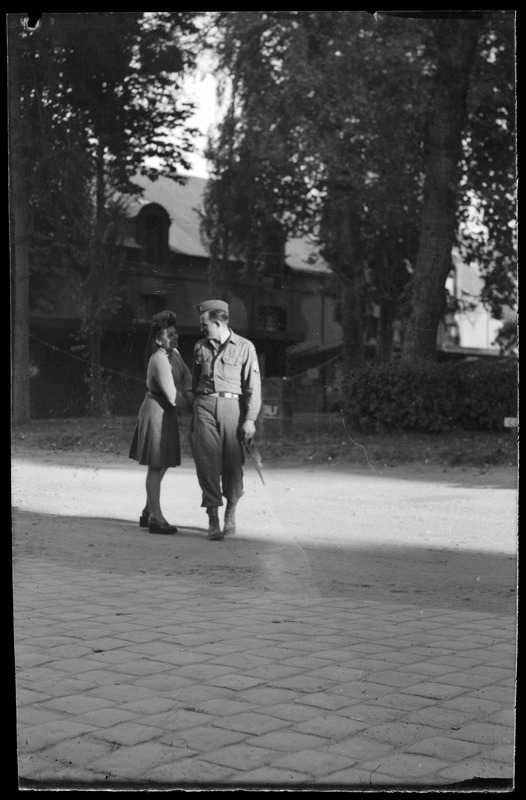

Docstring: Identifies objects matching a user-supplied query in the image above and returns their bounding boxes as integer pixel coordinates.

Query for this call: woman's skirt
[129,392,181,468]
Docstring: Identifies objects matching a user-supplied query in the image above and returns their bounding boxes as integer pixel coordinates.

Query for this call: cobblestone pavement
[14,555,516,791]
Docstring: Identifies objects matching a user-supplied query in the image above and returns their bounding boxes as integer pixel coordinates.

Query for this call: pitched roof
[127,173,331,274]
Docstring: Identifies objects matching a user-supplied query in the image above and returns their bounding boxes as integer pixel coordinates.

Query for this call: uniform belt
[207,392,240,399]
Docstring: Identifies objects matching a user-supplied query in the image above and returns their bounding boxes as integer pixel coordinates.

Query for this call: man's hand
[240,420,256,444]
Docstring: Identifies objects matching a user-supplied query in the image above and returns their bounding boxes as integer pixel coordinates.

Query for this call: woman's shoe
[148,519,178,534]
[139,514,149,528]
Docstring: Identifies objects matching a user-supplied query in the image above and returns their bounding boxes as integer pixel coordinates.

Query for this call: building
[28,174,509,419]
[28,174,342,418]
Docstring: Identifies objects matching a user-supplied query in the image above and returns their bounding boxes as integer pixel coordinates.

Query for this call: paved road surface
[12,449,517,790]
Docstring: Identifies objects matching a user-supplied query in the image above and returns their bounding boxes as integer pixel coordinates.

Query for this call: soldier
[191,299,262,540]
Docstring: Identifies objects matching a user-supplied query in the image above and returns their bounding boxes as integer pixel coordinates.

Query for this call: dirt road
[11,448,517,616]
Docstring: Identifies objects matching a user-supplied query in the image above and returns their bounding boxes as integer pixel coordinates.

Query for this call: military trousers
[191,394,245,508]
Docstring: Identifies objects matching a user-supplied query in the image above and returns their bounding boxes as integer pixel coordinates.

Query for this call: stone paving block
[272,747,356,777]
[90,721,167,747]
[77,707,139,728]
[104,659,175,677]
[484,743,516,763]
[246,728,329,753]
[85,684,156,703]
[327,735,395,761]
[403,661,458,677]
[471,685,516,704]
[489,708,516,727]
[21,719,97,753]
[362,721,439,746]
[199,743,278,771]
[337,680,394,700]
[308,664,364,682]
[364,670,426,688]
[17,665,72,685]
[443,695,503,716]
[437,755,514,783]
[193,697,258,716]
[294,714,368,740]
[158,723,246,752]
[262,702,326,723]
[117,695,180,715]
[359,753,450,780]
[89,649,143,664]
[401,681,467,700]
[449,721,514,746]
[75,668,140,686]
[138,708,219,731]
[401,705,473,729]
[335,703,400,724]
[152,649,213,666]
[175,662,239,681]
[132,673,195,692]
[236,686,298,705]
[39,694,116,716]
[16,687,53,705]
[233,766,310,785]
[433,671,498,689]
[205,673,265,691]
[407,734,482,761]
[34,733,116,767]
[297,692,355,711]
[213,710,291,735]
[145,754,237,784]
[17,704,64,728]
[244,663,305,682]
[89,740,191,781]
[268,674,338,694]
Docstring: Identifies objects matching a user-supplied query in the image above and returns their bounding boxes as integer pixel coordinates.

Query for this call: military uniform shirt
[192,330,262,422]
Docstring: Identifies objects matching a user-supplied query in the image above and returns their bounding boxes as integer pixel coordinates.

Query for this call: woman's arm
[149,352,177,406]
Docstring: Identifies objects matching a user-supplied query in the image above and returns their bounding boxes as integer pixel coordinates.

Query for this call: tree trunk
[377,299,395,363]
[340,279,365,370]
[85,140,107,416]
[87,328,107,416]
[402,17,484,362]
[323,174,366,372]
[9,16,31,425]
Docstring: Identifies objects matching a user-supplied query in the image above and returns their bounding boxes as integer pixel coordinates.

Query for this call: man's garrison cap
[197,299,229,314]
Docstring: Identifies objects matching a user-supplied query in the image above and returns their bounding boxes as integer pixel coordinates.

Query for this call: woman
[129,310,192,534]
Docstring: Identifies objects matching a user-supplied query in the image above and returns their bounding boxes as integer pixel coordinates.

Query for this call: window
[136,204,169,266]
[257,305,287,333]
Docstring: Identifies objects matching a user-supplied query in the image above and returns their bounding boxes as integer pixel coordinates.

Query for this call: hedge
[341,357,517,433]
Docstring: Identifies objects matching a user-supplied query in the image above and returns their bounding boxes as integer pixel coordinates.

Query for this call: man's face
[200,312,220,341]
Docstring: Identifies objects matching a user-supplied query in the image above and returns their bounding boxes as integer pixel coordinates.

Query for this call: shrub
[342,357,517,433]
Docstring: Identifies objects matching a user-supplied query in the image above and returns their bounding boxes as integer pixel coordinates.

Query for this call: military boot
[223,502,237,536]
[207,507,223,540]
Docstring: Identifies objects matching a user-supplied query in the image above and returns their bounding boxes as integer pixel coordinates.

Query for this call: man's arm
[240,342,262,441]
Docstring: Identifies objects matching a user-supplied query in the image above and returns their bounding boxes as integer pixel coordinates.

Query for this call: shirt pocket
[197,351,213,377]
[221,355,241,382]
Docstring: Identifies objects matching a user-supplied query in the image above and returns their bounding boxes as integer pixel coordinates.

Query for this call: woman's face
[156,325,178,351]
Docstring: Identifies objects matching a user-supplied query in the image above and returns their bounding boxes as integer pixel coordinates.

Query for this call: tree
[9,15,31,425]
[202,11,516,375]
[401,14,486,361]
[10,11,200,417]
[202,11,431,367]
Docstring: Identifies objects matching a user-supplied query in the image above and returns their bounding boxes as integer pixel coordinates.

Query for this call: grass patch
[11,412,517,469]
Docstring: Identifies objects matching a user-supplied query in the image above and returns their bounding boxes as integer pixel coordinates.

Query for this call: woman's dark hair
[145,310,177,364]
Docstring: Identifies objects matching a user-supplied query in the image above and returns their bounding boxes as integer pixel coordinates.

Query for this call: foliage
[341,357,517,433]
[201,11,516,363]
[12,11,201,414]
[457,10,517,317]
